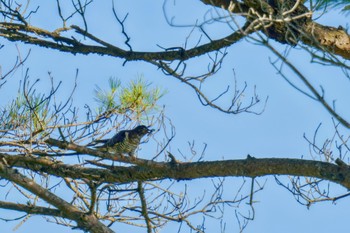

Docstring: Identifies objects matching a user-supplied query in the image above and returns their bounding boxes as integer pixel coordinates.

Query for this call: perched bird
[94,125,153,157]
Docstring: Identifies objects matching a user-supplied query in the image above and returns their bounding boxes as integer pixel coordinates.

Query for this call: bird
[93,125,153,157]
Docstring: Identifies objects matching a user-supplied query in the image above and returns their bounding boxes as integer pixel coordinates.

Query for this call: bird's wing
[104,130,127,147]
[87,139,109,147]
[93,139,109,144]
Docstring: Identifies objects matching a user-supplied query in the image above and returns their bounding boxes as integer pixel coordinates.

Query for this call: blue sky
[1,1,350,232]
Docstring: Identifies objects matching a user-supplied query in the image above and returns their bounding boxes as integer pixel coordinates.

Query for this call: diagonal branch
[265,41,350,129]
[0,159,114,233]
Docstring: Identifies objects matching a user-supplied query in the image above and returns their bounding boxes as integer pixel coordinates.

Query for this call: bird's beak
[147,127,154,134]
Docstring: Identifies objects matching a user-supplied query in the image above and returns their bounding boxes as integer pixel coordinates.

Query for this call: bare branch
[137,181,153,233]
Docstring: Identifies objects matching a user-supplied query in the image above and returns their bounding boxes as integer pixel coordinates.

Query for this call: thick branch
[2,148,349,190]
[302,22,350,60]
[129,157,350,189]
[0,152,142,183]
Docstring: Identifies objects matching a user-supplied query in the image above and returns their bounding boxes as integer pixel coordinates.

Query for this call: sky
[1,0,350,232]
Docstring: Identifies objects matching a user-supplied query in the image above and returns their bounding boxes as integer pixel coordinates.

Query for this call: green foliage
[1,90,50,133]
[94,78,121,112]
[310,0,350,12]
[94,76,164,118]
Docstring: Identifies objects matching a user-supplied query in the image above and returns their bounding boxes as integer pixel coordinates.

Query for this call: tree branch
[2,147,349,190]
[265,41,350,128]
[0,159,114,233]
[0,22,250,62]
[0,201,63,217]
[137,181,153,233]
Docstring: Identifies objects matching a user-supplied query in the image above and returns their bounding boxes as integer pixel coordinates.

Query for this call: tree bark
[302,22,350,59]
